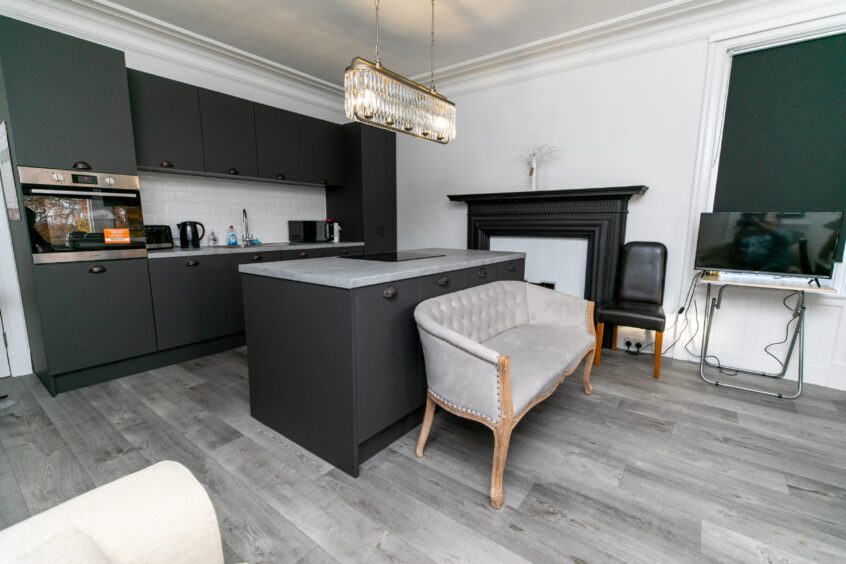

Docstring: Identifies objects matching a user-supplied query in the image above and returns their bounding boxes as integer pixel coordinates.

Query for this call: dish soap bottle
[227,225,238,246]
[208,229,219,246]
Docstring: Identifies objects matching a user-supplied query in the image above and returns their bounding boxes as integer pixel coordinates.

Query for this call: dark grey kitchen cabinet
[32,259,157,375]
[149,254,245,350]
[328,123,396,252]
[322,245,363,257]
[127,70,205,172]
[198,89,258,177]
[254,103,302,182]
[299,116,344,186]
[353,278,421,442]
[229,250,282,331]
[496,258,525,281]
[280,247,326,260]
[465,264,495,287]
[419,269,466,301]
[0,16,137,174]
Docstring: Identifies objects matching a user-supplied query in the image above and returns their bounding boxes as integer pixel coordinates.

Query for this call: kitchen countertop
[238,248,526,289]
[147,241,364,259]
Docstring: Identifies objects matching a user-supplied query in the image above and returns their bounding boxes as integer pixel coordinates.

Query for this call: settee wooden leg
[490,425,513,509]
[582,350,594,395]
[653,331,663,379]
[594,322,605,366]
[416,396,437,457]
[611,325,617,351]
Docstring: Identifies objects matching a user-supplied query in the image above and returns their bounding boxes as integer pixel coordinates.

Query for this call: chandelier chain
[430,0,435,91]
[374,0,381,66]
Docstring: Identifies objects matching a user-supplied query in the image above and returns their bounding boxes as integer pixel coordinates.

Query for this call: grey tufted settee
[414,280,596,509]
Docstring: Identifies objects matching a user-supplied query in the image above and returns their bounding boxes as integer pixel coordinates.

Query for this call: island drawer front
[419,268,467,301]
[353,278,422,442]
[280,248,326,260]
[496,258,525,281]
[322,246,364,257]
[464,264,495,288]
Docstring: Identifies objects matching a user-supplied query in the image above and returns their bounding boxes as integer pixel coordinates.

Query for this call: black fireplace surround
[448,186,647,348]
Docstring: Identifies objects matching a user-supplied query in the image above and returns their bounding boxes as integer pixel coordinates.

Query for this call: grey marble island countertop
[238,248,526,289]
[148,241,364,259]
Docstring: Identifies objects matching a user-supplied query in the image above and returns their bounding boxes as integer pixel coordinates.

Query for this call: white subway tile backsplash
[139,172,326,245]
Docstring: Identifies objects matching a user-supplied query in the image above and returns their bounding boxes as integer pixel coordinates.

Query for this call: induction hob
[340,251,445,262]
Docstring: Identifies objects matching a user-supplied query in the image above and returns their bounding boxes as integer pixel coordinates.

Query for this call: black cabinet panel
[255,103,302,182]
[299,116,343,185]
[149,254,244,350]
[127,70,204,172]
[280,248,325,260]
[199,89,258,177]
[419,269,467,301]
[496,259,525,281]
[33,259,156,374]
[322,246,364,257]
[230,251,282,331]
[361,125,397,231]
[0,17,137,174]
[353,278,421,442]
[465,265,494,288]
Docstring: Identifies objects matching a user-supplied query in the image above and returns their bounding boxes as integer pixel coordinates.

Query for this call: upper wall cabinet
[0,17,137,175]
[299,116,344,186]
[254,103,302,182]
[198,89,258,177]
[127,70,205,173]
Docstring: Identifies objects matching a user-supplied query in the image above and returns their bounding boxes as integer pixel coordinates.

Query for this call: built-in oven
[19,166,147,264]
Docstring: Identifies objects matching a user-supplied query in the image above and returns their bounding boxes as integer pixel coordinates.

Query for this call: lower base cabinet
[33,259,157,375]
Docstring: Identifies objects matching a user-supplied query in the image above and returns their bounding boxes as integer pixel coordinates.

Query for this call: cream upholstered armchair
[414,280,595,509]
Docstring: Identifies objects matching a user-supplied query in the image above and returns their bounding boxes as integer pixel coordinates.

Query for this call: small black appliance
[289,219,334,243]
[144,225,174,249]
[177,221,205,248]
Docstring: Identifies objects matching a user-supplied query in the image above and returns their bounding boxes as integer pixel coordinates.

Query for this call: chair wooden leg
[594,322,605,366]
[611,325,618,351]
[582,350,594,395]
[653,331,663,379]
[415,396,436,457]
[489,424,513,509]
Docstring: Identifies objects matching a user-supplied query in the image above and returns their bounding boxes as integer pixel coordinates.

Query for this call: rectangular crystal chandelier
[344,0,455,144]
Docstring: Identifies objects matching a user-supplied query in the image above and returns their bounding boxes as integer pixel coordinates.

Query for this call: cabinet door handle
[186,259,200,267]
[160,160,174,168]
[88,265,106,274]
[320,178,328,185]
[507,263,516,272]
[299,251,308,258]
[340,249,348,255]
[276,173,286,180]
[228,168,239,175]
[437,275,449,287]
[383,286,397,299]
[477,268,488,278]
[251,254,262,261]
[73,161,92,171]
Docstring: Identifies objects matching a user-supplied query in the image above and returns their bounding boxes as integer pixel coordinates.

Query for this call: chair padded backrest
[617,241,668,304]
[414,281,529,343]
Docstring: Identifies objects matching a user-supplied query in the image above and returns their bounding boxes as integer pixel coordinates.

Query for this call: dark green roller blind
[714,33,846,259]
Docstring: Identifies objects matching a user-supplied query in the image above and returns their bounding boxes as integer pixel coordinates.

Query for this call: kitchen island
[239,248,526,475]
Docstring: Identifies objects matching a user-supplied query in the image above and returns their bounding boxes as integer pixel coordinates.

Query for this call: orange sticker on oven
[104,228,130,244]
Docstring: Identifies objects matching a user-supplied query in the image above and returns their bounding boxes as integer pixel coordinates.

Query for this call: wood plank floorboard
[0,347,844,563]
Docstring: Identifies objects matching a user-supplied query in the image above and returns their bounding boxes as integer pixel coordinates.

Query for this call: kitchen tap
[242,208,252,245]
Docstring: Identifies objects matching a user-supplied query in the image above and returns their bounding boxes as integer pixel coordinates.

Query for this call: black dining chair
[594,242,668,378]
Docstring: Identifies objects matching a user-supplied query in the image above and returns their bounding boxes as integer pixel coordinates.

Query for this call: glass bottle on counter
[227,226,238,246]
[208,229,218,246]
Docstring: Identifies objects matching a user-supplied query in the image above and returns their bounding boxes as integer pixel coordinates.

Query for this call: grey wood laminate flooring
[1,348,845,563]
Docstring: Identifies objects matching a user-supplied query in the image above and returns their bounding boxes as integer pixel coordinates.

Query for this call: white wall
[397,0,846,389]
[140,172,326,246]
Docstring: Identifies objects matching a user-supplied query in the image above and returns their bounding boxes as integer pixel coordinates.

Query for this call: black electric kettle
[177,221,205,248]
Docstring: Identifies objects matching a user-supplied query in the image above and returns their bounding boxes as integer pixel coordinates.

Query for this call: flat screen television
[694,211,842,278]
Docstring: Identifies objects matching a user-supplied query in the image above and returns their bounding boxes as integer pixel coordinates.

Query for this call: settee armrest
[525,283,595,335]
[415,311,506,424]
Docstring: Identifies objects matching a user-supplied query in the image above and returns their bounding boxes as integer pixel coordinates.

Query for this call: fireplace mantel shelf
[447,186,648,203]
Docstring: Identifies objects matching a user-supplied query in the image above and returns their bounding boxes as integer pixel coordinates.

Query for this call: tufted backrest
[414,281,530,343]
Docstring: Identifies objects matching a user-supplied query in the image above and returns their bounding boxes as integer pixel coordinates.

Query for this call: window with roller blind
[713,33,846,260]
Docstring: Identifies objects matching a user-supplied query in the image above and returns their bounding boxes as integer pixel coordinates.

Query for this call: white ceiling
[106,0,714,86]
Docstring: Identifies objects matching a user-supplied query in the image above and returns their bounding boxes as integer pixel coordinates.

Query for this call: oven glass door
[23,186,146,260]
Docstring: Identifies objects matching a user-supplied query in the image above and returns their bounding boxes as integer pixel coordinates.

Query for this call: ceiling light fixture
[344,0,455,144]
